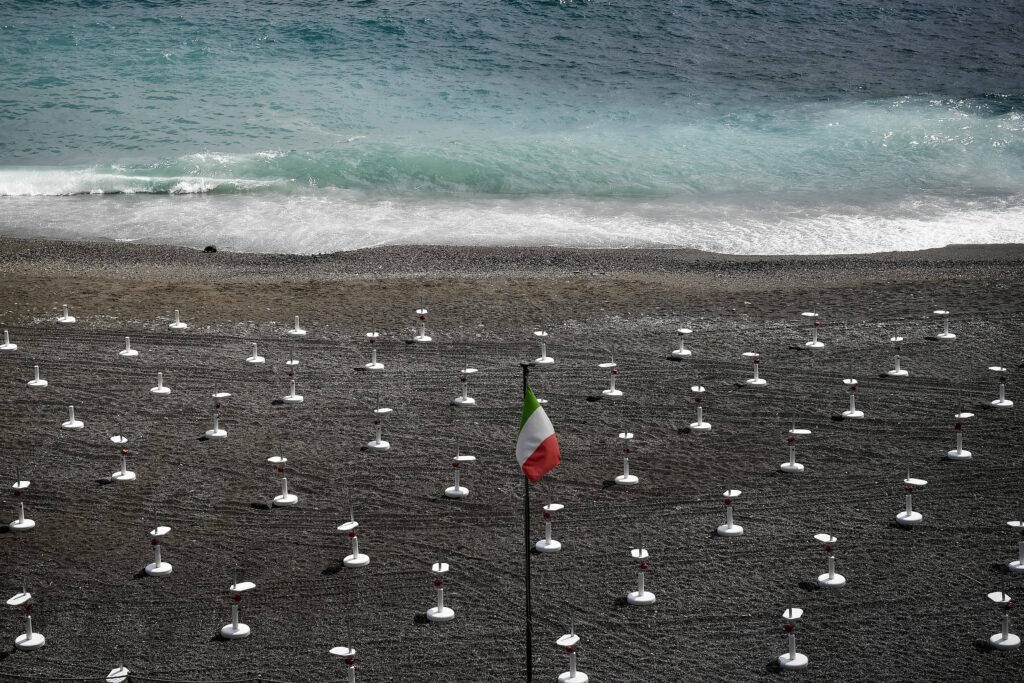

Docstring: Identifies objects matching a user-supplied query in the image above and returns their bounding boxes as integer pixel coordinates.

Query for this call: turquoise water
[1,0,1023,253]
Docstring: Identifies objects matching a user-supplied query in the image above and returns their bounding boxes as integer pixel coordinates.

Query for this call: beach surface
[0,237,1023,681]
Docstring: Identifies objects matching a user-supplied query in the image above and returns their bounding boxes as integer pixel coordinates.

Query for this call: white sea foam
[1,192,1021,255]
[0,169,148,196]
[170,179,218,194]
[0,168,284,196]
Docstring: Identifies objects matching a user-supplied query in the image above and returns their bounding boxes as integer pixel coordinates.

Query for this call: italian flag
[516,386,561,483]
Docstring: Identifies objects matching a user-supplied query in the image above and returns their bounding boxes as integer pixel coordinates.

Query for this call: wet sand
[0,237,1023,681]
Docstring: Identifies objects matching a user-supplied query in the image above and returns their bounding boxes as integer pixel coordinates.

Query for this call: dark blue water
[1,0,1022,253]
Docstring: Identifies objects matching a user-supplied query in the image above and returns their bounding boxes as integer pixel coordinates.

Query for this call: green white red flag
[516,386,561,482]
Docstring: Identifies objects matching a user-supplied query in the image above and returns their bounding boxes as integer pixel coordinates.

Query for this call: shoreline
[0,235,1022,680]
[3,236,1023,331]
[4,235,1024,273]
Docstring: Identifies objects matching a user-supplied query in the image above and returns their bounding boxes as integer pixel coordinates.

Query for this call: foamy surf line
[2,193,1023,256]
[0,169,286,196]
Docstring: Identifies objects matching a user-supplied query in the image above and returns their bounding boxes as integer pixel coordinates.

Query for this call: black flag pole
[521,361,533,683]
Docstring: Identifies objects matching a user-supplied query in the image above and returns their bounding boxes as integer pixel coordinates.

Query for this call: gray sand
[0,237,1022,681]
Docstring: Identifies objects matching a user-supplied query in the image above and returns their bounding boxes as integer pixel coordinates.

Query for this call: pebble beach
[0,237,1022,680]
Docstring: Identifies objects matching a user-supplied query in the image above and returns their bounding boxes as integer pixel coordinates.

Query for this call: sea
[1,0,1023,255]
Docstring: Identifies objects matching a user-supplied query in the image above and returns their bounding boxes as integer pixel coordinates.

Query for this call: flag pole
[521,361,533,683]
